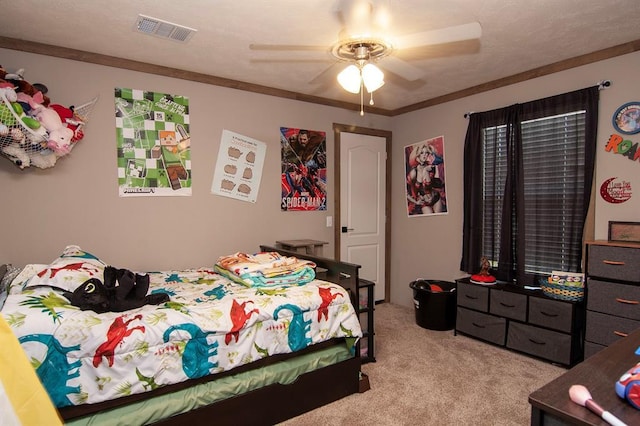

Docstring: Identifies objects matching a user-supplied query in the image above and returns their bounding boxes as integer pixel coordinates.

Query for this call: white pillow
[8,264,48,295]
[23,246,106,293]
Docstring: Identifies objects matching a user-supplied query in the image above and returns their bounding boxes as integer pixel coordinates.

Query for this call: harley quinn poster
[280,127,327,211]
[405,135,448,217]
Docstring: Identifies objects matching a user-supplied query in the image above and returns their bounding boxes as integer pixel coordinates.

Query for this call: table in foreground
[529,328,640,425]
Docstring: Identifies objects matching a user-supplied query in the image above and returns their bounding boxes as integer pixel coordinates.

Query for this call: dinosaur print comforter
[1,268,362,408]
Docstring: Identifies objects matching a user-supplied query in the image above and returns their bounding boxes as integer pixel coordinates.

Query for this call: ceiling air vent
[135,14,197,43]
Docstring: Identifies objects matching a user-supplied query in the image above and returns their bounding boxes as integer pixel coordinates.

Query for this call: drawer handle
[614,331,628,338]
[603,260,625,266]
[528,338,546,346]
[471,322,485,329]
[616,298,639,305]
[499,302,515,308]
[540,311,558,318]
[465,295,479,300]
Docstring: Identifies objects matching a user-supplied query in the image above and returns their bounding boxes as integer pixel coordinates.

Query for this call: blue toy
[616,361,640,409]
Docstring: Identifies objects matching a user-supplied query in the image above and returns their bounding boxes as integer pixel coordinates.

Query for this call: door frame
[333,123,392,303]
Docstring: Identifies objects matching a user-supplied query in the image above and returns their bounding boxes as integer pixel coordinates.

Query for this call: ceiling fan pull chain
[360,81,365,116]
[370,91,375,106]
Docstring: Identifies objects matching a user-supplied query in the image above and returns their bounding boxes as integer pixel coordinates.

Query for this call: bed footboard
[259,244,361,306]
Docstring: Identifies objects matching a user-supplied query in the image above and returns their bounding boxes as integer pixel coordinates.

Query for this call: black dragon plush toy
[64,266,169,313]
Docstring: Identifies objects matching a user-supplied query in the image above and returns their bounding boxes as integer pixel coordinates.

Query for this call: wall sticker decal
[604,134,640,164]
[599,177,632,204]
[612,101,640,135]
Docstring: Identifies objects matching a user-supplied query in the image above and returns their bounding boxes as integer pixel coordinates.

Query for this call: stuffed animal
[0,81,17,102]
[64,266,170,313]
[28,150,57,169]
[16,90,46,114]
[49,103,84,142]
[30,104,74,156]
[0,66,50,107]
[1,144,30,169]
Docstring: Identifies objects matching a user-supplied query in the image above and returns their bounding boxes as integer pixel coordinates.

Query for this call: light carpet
[280,302,565,425]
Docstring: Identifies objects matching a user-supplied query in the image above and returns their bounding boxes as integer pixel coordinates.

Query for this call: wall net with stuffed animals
[0,67,98,169]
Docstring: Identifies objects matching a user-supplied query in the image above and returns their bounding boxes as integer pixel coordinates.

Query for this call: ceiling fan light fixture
[362,63,384,93]
[337,64,362,94]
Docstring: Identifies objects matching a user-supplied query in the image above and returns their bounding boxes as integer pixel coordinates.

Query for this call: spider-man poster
[280,127,327,211]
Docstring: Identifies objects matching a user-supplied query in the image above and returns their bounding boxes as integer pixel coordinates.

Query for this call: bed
[0,244,364,425]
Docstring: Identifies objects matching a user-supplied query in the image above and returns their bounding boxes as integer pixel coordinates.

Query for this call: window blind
[482,111,586,275]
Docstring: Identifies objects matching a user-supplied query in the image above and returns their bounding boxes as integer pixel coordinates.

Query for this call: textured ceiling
[1,0,640,112]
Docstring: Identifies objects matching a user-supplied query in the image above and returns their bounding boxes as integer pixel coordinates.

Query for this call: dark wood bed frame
[57,245,363,425]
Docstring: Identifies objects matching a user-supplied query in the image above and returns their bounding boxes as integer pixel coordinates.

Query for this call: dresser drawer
[457,282,489,312]
[584,341,606,359]
[528,297,574,333]
[456,307,506,345]
[585,310,640,346]
[588,245,640,282]
[587,279,640,320]
[490,290,527,321]
[507,322,572,365]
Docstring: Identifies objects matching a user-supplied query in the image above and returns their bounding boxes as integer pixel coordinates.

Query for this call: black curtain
[461,86,599,284]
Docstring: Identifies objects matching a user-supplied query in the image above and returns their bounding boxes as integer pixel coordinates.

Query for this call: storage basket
[540,277,584,302]
[0,91,98,169]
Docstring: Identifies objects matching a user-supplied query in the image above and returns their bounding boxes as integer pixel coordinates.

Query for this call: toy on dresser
[470,256,496,285]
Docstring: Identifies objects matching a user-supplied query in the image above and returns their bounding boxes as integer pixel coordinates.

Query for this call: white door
[340,132,386,301]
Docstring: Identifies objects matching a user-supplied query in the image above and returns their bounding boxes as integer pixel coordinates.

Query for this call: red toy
[470,256,496,285]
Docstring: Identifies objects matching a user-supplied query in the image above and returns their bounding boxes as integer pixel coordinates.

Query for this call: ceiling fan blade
[334,0,373,33]
[379,56,424,81]
[249,43,328,52]
[309,62,343,85]
[394,22,482,49]
[334,0,391,39]
[250,58,333,64]
[383,71,427,91]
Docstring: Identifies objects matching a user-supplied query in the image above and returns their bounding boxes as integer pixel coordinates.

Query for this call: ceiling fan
[249,0,482,114]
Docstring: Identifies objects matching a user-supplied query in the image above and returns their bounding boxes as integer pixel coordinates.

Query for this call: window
[482,112,586,275]
[461,87,599,286]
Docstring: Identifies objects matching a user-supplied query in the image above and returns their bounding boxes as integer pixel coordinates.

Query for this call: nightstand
[275,239,328,256]
[358,279,375,363]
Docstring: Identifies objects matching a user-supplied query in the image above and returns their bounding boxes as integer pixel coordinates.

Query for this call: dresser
[455,278,584,366]
[584,240,640,359]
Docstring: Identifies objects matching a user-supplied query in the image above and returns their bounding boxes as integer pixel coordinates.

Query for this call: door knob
[341,226,354,233]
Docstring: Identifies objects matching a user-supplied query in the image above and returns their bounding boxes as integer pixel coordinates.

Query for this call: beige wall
[0,48,391,270]
[391,51,640,307]
[2,49,639,309]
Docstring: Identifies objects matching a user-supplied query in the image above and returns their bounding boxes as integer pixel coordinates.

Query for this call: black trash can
[410,279,457,330]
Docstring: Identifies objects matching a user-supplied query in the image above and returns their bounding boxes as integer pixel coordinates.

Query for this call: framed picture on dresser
[608,221,640,243]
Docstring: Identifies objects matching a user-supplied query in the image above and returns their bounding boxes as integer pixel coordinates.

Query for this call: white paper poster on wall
[211,130,266,202]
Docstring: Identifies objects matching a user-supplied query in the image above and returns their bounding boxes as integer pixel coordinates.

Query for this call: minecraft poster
[280,127,327,211]
[115,88,191,197]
